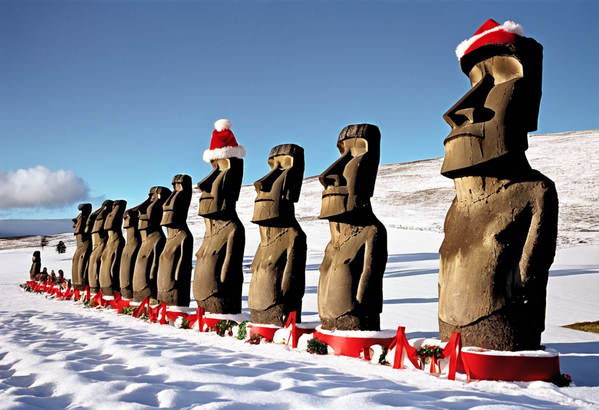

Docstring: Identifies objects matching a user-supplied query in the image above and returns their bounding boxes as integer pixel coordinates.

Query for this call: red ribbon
[285,311,298,348]
[387,326,420,369]
[442,332,463,381]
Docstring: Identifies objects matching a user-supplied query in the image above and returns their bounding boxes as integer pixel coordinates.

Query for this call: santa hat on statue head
[203,119,246,163]
[456,19,524,61]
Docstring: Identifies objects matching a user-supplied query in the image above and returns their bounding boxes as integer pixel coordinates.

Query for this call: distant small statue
[438,20,558,351]
[193,119,246,314]
[248,144,307,326]
[72,203,92,290]
[30,250,41,281]
[100,200,126,296]
[157,174,194,306]
[317,124,388,331]
[133,187,171,303]
[120,205,141,299]
[88,200,113,294]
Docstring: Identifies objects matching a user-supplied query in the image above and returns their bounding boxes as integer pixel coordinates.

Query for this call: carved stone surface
[88,200,113,294]
[132,187,170,303]
[157,174,194,306]
[194,158,245,314]
[317,124,388,331]
[30,251,41,280]
[249,144,307,326]
[120,206,141,299]
[438,20,558,351]
[71,203,92,290]
[100,200,126,296]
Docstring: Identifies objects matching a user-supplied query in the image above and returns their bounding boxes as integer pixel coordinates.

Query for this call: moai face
[73,203,92,234]
[123,207,139,230]
[32,251,40,262]
[252,144,305,224]
[441,31,543,177]
[92,200,113,234]
[319,124,380,219]
[138,187,171,231]
[161,174,192,227]
[104,200,127,232]
[198,158,243,217]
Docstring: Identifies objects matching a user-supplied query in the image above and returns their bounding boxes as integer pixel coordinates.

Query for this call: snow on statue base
[313,325,396,359]
[457,346,561,383]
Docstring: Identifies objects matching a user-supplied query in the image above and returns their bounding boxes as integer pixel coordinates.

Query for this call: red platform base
[249,323,281,341]
[457,347,561,383]
[313,326,396,359]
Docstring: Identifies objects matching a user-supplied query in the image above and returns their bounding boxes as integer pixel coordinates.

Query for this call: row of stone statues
[62,19,557,351]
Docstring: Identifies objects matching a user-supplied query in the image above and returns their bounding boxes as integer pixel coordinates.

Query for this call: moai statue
[30,251,41,280]
[438,20,558,351]
[72,203,92,290]
[133,186,171,303]
[248,144,307,326]
[88,200,113,294]
[99,200,126,296]
[157,174,194,306]
[317,124,388,331]
[194,119,246,314]
[119,205,141,299]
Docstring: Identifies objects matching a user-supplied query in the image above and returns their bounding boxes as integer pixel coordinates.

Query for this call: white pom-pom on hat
[214,119,232,132]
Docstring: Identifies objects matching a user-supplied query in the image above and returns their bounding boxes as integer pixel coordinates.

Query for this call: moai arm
[357,227,386,310]
[149,240,164,281]
[281,234,306,298]
[220,230,238,285]
[518,181,558,286]
[174,242,185,282]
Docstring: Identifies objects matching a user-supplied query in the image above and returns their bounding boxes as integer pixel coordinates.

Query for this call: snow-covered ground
[1,130,599,409]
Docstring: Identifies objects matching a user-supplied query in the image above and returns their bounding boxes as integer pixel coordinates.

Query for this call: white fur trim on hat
[203,145,246,163]
[214,119,232,132]
[456,21,524,60]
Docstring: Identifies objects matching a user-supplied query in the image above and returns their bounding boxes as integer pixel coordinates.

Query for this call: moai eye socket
[469,55,524,87]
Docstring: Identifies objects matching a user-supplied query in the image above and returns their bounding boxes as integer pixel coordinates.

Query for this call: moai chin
[120,205,141,299]
[317,124,388,331]
[193,119,246,314]
[132,186,171,303]
[30,251,41,281]
[438,20,558,351]
[99,200,126,296]
[248,144,307,326]
[72,203,92,290]
[88,200,113,294]
[157,174,194,306]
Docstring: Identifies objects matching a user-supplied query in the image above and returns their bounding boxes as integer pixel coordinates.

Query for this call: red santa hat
[203,119,246,163]
[456,19,524,61]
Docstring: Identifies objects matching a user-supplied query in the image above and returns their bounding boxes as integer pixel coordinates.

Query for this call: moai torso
[30,251,41,281]
[248,144,307,325]
[438,20,557,350]
[317,124,387,331]
[119,208,141,299]
[88,201,113,293]
[194,157,245,314]
[157,175,194,307]
[72,203,92,290]
[100,200,126,296]
[133,187,170,302]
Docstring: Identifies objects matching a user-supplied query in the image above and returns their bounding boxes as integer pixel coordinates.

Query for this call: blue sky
[1,0,598,220]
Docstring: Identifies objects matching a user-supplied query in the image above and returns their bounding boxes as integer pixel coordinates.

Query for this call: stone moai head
[319,124,381,220]
[161,174,193,227]
[123,205,140,230]
[138,187,171,231]
[92,200,114,234]
[441,20,543,178]
[32,250,40,262]
[104,200,127,232]
[85,207,99,235]
[73,203,92,234]
[252,144,305,224]
[198,119,246,217]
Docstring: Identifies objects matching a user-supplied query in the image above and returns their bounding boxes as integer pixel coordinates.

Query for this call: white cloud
[0,166,89,210]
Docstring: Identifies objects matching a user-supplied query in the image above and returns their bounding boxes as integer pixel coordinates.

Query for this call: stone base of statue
[89,286,100,294]
[321,313,380,332]
[134,287,156,304]
[198,294,241,315]
[157,289,190,308]
[439,313,542,351]
[73,284,87,291]
[250,302,302,327]
[101,286,117,297]
[120,286,133,300]
[313,326,395,359]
